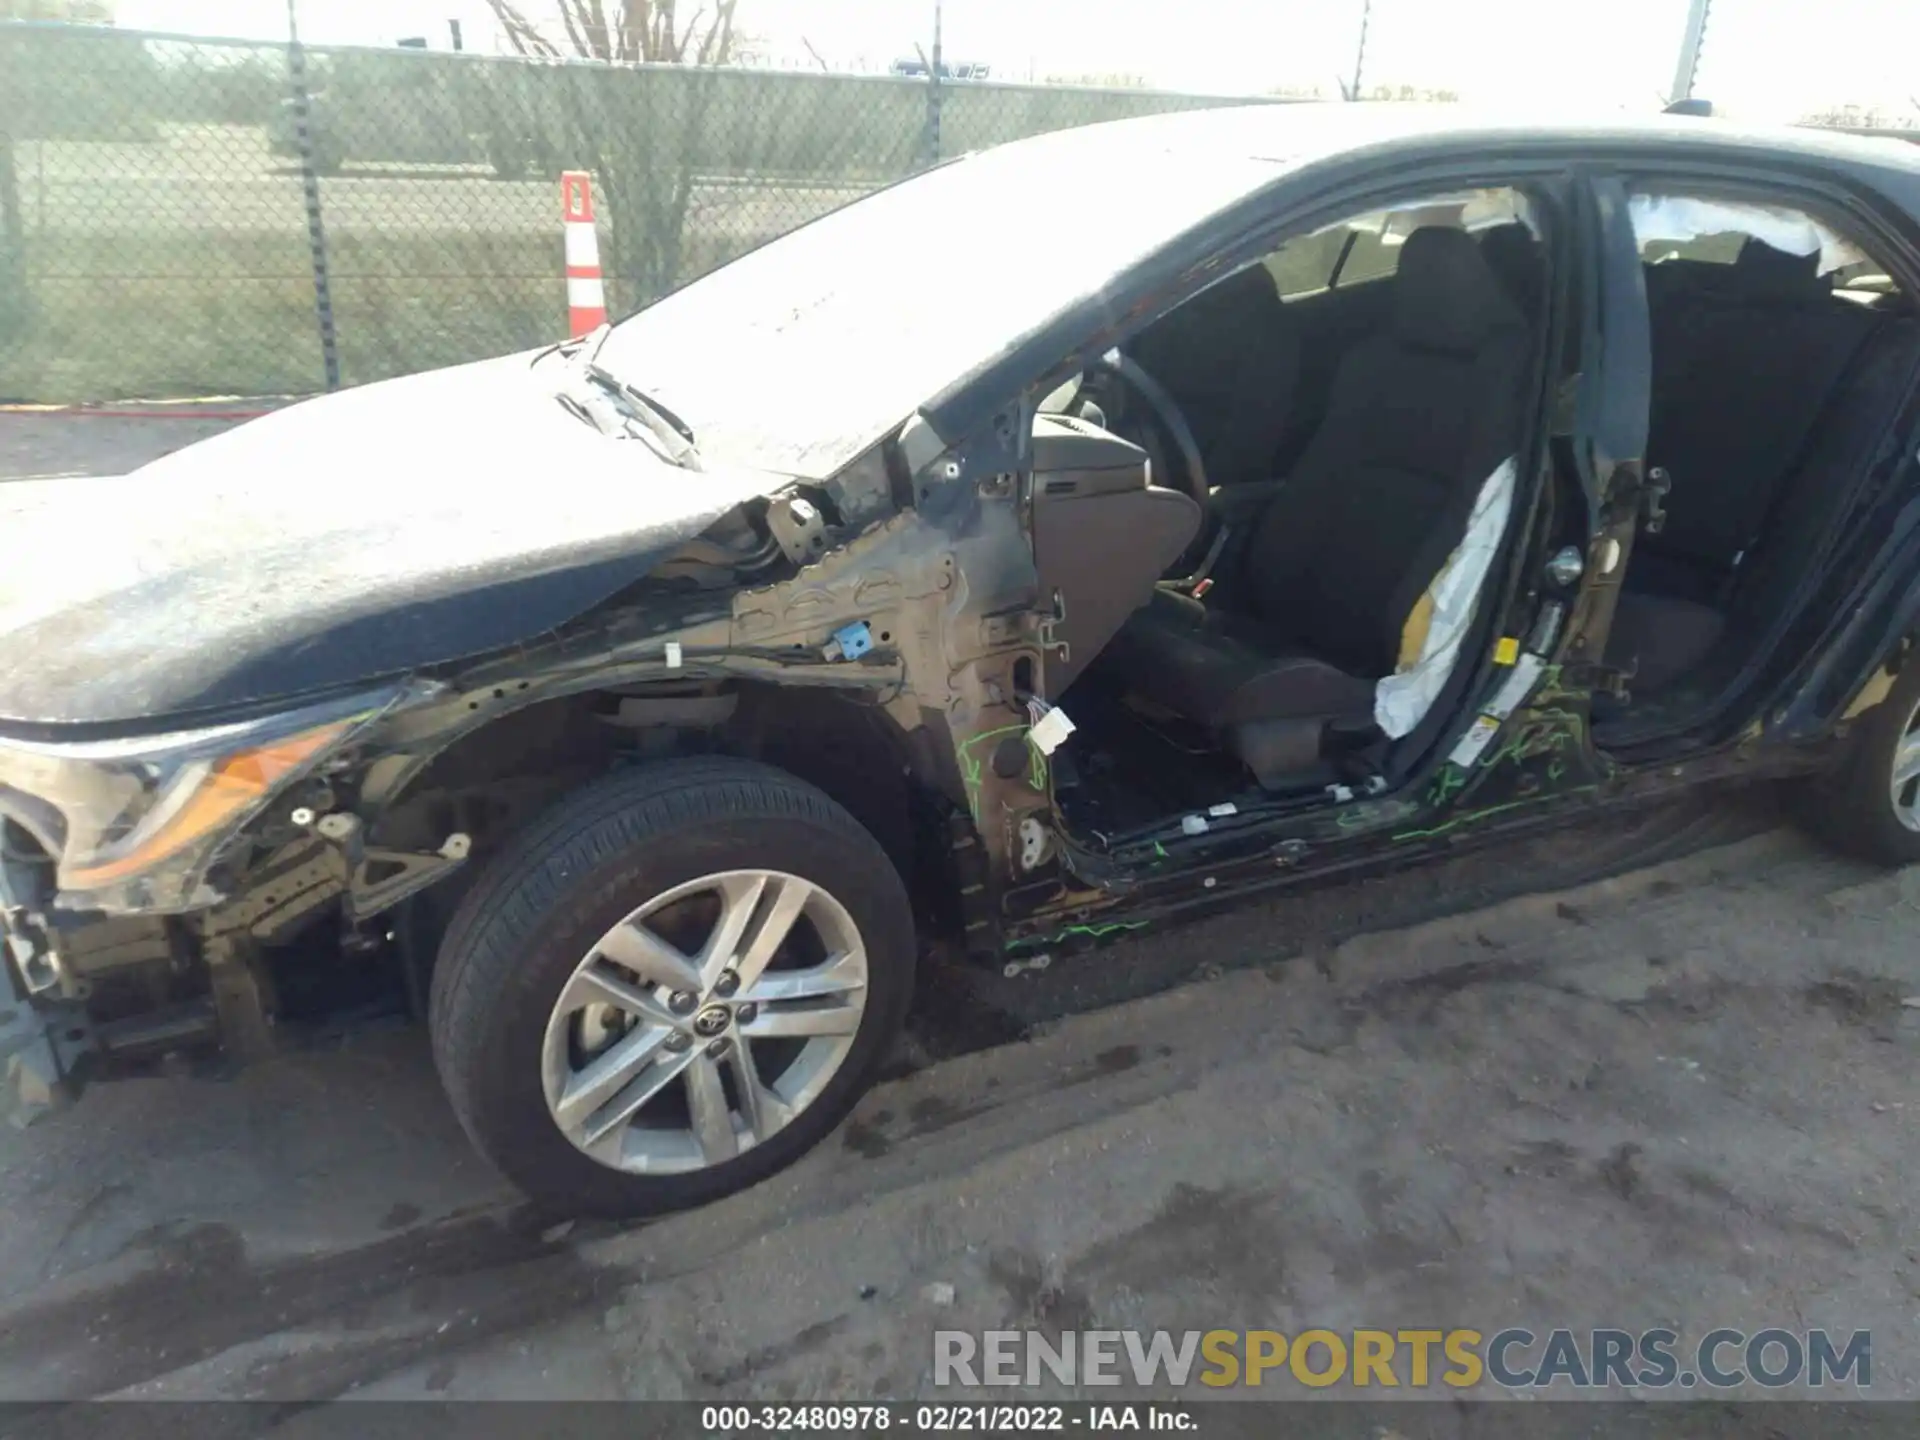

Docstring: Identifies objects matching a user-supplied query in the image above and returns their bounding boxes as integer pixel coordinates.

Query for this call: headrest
[1197,262,1281,313]
[1733,238,1826,299]
[1148,264,1279,339]
[1393,226,1525,354]
[1476,223,1545,315]
[1136,264,1283,385]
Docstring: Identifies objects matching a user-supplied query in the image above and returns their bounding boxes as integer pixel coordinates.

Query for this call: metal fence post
[0,35,28,344]
[0,132,25,339]
[285,0,340,391]
[921,0,944,168]
[1670,0,1713,104]
[1349,0,1372,100]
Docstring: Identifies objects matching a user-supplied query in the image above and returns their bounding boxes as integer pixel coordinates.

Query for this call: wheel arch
[373,681,962,940]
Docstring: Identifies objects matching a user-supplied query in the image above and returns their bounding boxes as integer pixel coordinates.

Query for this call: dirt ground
[0,821,1915,1406]
[2,416,1918,1411]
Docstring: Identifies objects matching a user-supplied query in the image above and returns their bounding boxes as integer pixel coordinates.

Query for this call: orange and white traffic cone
[560,170,607,336]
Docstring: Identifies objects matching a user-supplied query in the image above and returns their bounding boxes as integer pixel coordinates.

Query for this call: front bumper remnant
[0,994,91,1128]
[2,894,64,997]
[1,862,93,1125]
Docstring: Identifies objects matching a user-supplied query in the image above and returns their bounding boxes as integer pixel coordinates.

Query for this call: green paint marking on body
[1533,663,1576,704]
[1426,763,1469,806]
[1485,706,1585,773]
[1391,783,1599,842]
[1007,919,1150,952]
[957,722,1045,822]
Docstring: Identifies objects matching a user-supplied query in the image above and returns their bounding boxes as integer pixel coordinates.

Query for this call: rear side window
[1262,189,1539,299]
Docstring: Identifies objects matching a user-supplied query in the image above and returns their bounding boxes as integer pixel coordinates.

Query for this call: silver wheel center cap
[692,1005,731,1038]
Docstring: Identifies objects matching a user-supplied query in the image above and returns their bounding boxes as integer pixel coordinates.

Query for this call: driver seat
[1108,226,1530,787]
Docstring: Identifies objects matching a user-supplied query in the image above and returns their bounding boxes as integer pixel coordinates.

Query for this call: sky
[105,0,1920,122]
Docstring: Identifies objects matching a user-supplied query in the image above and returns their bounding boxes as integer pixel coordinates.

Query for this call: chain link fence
[0,21,1266,403]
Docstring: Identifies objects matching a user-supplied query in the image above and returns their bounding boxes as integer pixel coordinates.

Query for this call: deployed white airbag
[1628,193,1868,275]
[1374,455,1517,739]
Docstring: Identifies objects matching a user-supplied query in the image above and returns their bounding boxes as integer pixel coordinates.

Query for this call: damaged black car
[5,107,1920,1217]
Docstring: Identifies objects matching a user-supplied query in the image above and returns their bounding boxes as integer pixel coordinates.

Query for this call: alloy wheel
[540,869,868,1174]
[1891,699,1920,833]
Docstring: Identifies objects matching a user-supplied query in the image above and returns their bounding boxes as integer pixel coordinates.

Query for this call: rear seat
[1608,240,1886,692]
[1725,313,1920,638]
[1640,241,1882,598]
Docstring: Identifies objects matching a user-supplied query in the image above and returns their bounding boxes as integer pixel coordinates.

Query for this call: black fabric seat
[1478,223,1546,318]
[1610,309,1920,706]
[1640,241,1878,593]
[1108,226,1531,786]
[1607,239,1884,694]
[1130,263,1300,489]
[1118,587,1379,727]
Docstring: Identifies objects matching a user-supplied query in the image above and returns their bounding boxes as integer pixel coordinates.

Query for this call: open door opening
[1591,190,1920,749]
[1026,186,1562,837]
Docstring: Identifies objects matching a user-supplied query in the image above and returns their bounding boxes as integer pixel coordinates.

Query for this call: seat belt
[1172,525,1234,598]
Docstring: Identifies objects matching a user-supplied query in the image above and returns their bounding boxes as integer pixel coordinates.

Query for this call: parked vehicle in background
[6,106,1920,1219]
[890,58,992,80]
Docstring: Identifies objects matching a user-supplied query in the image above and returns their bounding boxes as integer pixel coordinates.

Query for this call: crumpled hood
[0,352,780,729]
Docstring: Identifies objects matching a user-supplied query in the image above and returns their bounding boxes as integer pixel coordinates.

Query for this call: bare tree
[478,2,754,322]
[484,0,742,66]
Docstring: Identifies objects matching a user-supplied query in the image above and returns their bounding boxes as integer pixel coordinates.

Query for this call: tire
[429,757,916,1218]
[1789,656,1920,866]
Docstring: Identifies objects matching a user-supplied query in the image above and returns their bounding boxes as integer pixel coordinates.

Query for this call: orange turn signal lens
[61,721,351,890]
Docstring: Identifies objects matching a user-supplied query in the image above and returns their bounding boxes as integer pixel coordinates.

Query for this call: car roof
[995,101,1920,189]
[597,101,1920,486]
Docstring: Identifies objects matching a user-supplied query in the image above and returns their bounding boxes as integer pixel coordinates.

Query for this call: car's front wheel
[1791,657,1920,866]
[429,758,916,1217]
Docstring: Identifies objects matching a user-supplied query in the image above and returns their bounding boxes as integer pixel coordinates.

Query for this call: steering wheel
[1082,351,1210,507]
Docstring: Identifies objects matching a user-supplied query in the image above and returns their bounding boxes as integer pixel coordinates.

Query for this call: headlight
[0,685,406,912]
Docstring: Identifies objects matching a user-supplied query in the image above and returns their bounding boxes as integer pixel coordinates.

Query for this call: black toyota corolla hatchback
[5,106,1920,1216]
